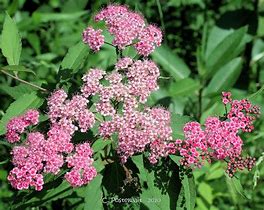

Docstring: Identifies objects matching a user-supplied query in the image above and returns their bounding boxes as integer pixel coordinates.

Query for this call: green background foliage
[0,0,264,209]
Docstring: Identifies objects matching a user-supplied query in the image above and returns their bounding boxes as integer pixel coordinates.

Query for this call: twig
[1,70,48,92]
[104,41,115,47]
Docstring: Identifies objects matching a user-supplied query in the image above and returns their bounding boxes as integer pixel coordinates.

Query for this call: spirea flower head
[84,4,162,56]
[48,90,95,134]
[172,92,260,176]
[6,109,39,143]
[65,143,97,187]
[82,27,104,51]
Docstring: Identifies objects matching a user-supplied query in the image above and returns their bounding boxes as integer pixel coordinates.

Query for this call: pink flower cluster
[82,27,104,51]
[48,89,95,134]
[6,109,39,143]
[83,4,162,56]
[65,143,97,187]
[6,100,97,190]
[79,57,172,163]
[81,58,159,109]
[171,92,260,175]
[99,107,173,164]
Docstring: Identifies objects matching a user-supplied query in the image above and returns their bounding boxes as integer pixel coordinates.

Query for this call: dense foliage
[0,1,264,210]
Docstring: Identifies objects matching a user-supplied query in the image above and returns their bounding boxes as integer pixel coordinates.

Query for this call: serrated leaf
[0,84,34,99]
[152,45,190,81]
[1,65,35,75]
[1,12,22,65]
[0,92,44,135]
[61,41,89,73]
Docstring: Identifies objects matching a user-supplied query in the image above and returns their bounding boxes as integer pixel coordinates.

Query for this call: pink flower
[82,27,104,51]
[65,143,97,187]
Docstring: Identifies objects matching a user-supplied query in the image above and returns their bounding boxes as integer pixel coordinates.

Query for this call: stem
[197,87,203,120]
[1,70,48,92]
[104,41,115,47]
[156,0,166,41]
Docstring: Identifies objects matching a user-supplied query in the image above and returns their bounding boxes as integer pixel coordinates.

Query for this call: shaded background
[0,0,264,209]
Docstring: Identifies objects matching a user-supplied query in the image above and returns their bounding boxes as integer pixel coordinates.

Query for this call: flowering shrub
[0,2,262,210]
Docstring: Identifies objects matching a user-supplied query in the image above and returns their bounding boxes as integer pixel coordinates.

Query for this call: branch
[1,70,48,92]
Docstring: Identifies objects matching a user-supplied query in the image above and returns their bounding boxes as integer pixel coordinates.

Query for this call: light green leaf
[225,174,248,204]
[1,12,22,65]
[61,41,89,73]
[84,174,103,210]
[168,78,200,97]
[0,92,44,135]
[198,182,213,204]
[152,45,191,81]
[92,139,111,153]
[204,57,243,96]
[32,11,87,23]
[1,65,35,75]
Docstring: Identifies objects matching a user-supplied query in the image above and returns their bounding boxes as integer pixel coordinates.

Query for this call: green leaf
[152,45,191,81]
[84,174,103,210]
[1,12,22,65]
[204,27,247,78]
[182,175,196,210]
[170,113,191,139]
[92,139,111,153]
[61,41,89,73]
[27,33,41,55]
[225,175,248,201]
[168,78,200,97]
[0,92,44,135]
[198,182,213,204]
[204,57,243,96]
[131,155,170,210]
[32,11,87,23]
[1,65,35,75]
[0,84,34,100]
[169,155,181,165]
